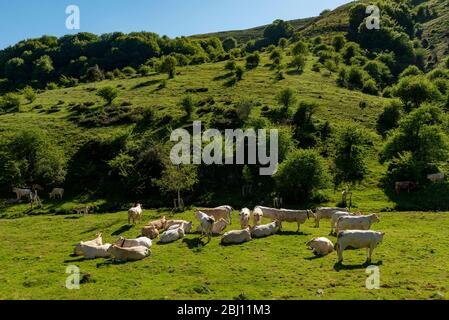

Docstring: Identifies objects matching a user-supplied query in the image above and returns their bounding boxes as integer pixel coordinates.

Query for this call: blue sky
[0,0,350,49]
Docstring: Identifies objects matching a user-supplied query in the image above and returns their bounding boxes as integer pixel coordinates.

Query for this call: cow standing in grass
[128,203,142,225]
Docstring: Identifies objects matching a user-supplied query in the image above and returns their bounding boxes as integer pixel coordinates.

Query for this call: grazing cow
[197,218,229,235]
[395,181,418,194]
[252,207,263,226]
[330,211,360,234]
[49,188,64,199]
[255,206,314,232]
[128,203,142,225]
[141,225,159,239]
[306,237,334,256]
[196,206,232,224]
[73,233,103,256]
[336,214,380,234]
[336,230,385,264]
[166,220,193,234]
[12,187,31,201]
[195,211,215,242]
[240,208,251,229]
[107,245,150,262]
[427,172,445,183]
[114,236,152,249]
[159,227,185,243]
[250,220,281,238]
[79,243,112,260]
[147,216,166,231]
[314,207,348,228]
[221,228,252,245]
[29,190,42,209]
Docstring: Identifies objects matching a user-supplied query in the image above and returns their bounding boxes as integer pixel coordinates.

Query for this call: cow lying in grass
[107,245,150,262]
[159,227,185,244]
[114,236,152,249]
[79,243,112,260]
[166,220,193,234]
[141,225,159,239]
[336,230,385,264]
[250,220,281,238]
[221,228,252,245]
[73,233,103,256]
[306,237,334,256]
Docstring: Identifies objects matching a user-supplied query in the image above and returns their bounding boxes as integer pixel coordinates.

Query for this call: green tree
[276,88,297,111]
[180,95,195,118]
[32,55,54,82]
[278,38,288,49]
[97,86,119,105]
[333,124,373,187]
[376,102,402,137]
[274,149,329,201]
[291,41,308,56]
[235,99,254,121]
[235,65,245,81]
[159,56,177,79]
[222,37,238,52]
[225,60,236,71]
[22,86,37,104]
[0,93,21,112]
[382,105,449,164]
[290,55,306,72]
[153,164,198,210]
[332,35,346,52]
[263,19,294,44]
[245,52,260,69]
[394,76,441,110]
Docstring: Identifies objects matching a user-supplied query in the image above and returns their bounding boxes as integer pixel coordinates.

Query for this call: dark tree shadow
[224,78,237,87]
[64,257,85,263]
[278,230,310,236]
[96,259,133,268]
[213,72,234,81]
[286,69,304,76]
[334,260,383,271]
[182,237,209,249]
[111,224,133,236]
[304,253,327,260]
[132,79,161,89]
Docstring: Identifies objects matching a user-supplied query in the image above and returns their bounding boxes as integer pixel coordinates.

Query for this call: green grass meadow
[0,208,448,300]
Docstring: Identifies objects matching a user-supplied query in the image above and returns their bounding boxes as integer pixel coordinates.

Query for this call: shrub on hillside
[376,102,402,137]
[0,93,21,112]
[245,52,260,69]
[97,86,119,105]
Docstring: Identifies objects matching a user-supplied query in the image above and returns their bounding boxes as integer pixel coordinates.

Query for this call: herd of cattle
[73,205,385,265]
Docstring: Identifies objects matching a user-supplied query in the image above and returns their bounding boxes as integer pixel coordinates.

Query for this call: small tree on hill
[394,75,441,110]
[222,37,238,52]
[180,95,195,119]
[159,56,177,79]
[290,55,306,73]
[276,88,297,112]
[22,86,37,104]
[97,86,118,105]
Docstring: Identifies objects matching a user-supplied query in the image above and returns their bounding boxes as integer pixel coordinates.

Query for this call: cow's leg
[315,216,320,228]
[297,222,300,233]
[337,244,344,263]
[367,246,374,263]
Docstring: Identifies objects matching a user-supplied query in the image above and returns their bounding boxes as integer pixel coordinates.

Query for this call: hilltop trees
[222,37,238,52]
[263,19,294,45]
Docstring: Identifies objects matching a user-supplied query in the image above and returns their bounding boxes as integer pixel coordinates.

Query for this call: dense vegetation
[1,0,449,212]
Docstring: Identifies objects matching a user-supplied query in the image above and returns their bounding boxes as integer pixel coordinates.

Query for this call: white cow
[254,206,314,232]
[195,211,215,242]
[197,218,228,235]
[49,188,64,199]
[79,243,112,260]
[196,206,232,224]
[221,228,252,245]
[240,208,251,229]
[73,233,103,256]
[251,220,281,238]
[107,245,150,261]
[330,211,360,234]
[114,236,152,249]
[336,214,380,234]
[128,203,142,225]
[12,187,31,201]
[167,221,193,234]
[252,207,264,226]
[336,230,385,263]
[314,207,348,228]
[427,172,445,183]
[159,227,185,243]
[306,237,334,256]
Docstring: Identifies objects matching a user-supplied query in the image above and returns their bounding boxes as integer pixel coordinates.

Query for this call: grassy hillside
[0,209,448,300]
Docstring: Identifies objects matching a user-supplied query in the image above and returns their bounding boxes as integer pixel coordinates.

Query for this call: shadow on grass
[334,260,383,271]
[278,230,310,236]
[182,237,209,249]
[304,254,327,261]
[64,257,85,263]
[111,224,133,236]
[96,259,132,268]
[213,72,234,81]
[132,79,161,89]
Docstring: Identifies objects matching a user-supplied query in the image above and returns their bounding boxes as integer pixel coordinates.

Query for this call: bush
[46,82,58,90]
[21,86,37,103]
[291,41,308,56]
[138,65,152,76]
[222,37,238,52]
[225,60,236,71]
[290,55,306,73]
[0,93,21,112]
[235,65,245,81]
[275,88,297,111]
[180,95,195,118]
[245,52,260,69]
[59,75,79,88]
[274,149,329,202]
[97,86,119,105]
[399,65,423,78]
[376,102,402,136]
[393,75,441,110]
[235,99,254,121]
[362,78,379,95]
[159,56,177,78]
[85,65,104,82]
[122,66,136,76]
